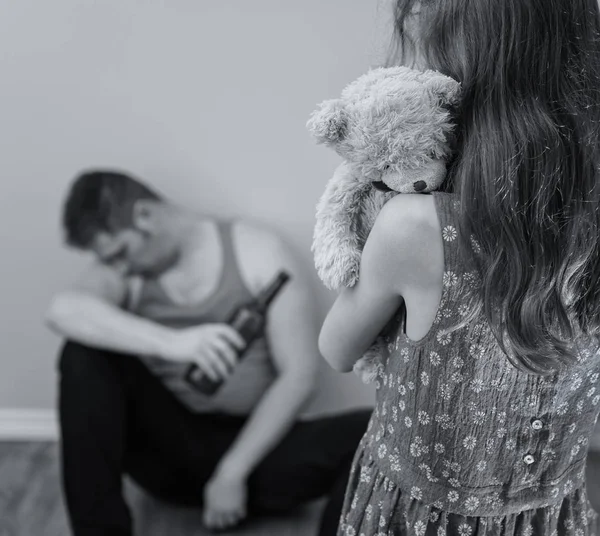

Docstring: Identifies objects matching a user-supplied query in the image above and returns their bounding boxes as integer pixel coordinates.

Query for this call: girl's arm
[318,194,435,371]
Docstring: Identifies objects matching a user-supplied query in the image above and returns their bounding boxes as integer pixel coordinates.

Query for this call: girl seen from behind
[318,0,600,534]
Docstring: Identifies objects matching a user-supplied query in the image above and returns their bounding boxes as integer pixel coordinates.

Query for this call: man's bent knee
[59,341,110,378]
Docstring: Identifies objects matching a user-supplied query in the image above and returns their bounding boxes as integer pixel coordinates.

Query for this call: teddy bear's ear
[306,99,348,145]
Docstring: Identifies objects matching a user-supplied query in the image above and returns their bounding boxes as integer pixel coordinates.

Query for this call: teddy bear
[307,65,461,383]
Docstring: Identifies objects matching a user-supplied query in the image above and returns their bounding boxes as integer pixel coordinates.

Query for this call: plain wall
[0,0,395,413]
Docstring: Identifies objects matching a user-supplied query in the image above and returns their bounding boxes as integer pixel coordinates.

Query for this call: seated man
[45,170,372,536]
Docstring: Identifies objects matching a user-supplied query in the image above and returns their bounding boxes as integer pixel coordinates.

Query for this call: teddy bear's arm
[312,162,373,290]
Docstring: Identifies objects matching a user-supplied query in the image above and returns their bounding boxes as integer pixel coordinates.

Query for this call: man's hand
[162,324,246,381]
[202,471,248,531]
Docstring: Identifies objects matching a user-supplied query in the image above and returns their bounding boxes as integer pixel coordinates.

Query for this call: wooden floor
[0,442,599,536]
[0,442,325,536]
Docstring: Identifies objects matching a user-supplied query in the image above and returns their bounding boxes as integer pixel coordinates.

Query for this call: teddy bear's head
[307,66,461,193]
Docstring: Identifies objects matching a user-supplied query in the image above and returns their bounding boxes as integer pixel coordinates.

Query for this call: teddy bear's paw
[314,252,360,290]
[353,354,384,385]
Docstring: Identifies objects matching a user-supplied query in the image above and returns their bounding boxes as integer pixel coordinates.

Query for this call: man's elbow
[279,356,320,397]
[45,295,67,329]
[44,293,78,333]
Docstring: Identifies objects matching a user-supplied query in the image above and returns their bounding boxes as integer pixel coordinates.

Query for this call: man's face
[89,203,179,277]
[91,229,159,276]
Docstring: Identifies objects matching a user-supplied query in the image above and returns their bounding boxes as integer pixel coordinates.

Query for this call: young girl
[318,1,600,535]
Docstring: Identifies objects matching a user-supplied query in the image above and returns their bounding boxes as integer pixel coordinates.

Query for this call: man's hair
[62,170,163,249]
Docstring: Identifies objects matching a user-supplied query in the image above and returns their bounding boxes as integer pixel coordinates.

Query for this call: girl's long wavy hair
[388,0,600,375]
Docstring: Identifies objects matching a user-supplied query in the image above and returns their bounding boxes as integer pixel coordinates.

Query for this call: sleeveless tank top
[127,220,276,415]
[339,191,600,535]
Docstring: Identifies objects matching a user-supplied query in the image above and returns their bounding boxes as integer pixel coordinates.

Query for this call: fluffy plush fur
[308,66,461,383]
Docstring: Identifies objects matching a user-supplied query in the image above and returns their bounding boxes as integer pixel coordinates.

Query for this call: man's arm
[45,263,176,357]
[214,224,320,480]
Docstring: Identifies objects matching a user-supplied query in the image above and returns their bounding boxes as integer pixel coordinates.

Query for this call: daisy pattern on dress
[451,371,465,383]
[343,525,356,536]
[452,356,464,368]
[359,465,372,483]
[443,225,457,241]
[438,384,452,401]
[388,453,401,472]
[429,351,441,366]
[418,411,431,425]
[570,375,583,391]
[437,331,452,345]
[443,271,459,287]
[468,343,485,359]
[413,520,427,536]
[411,487,423,500]
[472,411,487,425]
[463,436,477,450]
[464,497,480,512]
[470,379,485,393]
[435,414,455,430]
[458,523,473,536]
[410,437,429,457]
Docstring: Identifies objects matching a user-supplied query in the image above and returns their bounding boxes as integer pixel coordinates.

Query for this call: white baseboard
[0,409,58,441]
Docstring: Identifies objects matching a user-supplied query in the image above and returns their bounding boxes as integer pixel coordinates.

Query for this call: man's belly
[139,338,276,416]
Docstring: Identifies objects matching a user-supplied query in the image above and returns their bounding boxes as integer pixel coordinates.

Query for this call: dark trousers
[57,342,371,536]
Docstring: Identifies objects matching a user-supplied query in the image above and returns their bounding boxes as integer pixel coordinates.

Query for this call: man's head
[62,170,181,276]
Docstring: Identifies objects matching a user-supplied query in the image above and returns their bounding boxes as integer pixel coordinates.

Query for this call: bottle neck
[256,271,290,308]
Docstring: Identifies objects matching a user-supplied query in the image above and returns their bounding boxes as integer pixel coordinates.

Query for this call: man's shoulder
[229,219,300,296]
[230,219,283,252]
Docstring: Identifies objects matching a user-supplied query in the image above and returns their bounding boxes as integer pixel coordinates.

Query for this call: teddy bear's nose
[413,180,427,192]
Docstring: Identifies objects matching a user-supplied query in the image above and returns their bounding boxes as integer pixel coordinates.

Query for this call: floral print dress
[338,191,600,536]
